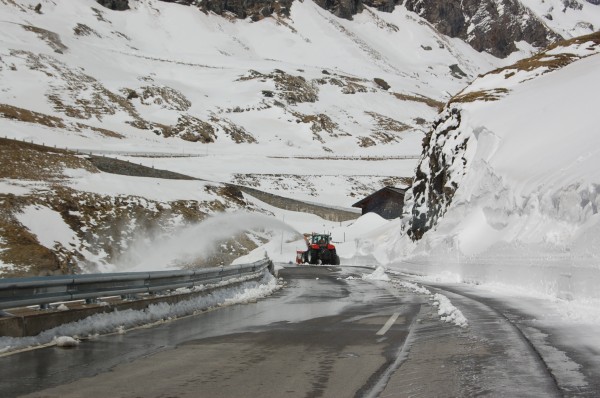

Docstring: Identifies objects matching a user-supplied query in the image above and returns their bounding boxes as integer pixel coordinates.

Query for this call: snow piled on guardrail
[0,273,280,355]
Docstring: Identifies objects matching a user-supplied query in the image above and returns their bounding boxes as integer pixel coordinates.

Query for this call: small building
[352,186,407,220]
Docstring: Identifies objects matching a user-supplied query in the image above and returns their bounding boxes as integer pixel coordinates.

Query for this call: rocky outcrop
[199,0,294,20]
[399,0,560,58]
[405,106,470,240]
[312,0,361,19]
[312,0,398,19]
[96,0,130,11]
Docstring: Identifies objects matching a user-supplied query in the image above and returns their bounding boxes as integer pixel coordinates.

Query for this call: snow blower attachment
[297,233,340,265]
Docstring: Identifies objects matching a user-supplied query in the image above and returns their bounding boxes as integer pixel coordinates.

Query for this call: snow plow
[296,233,340,265]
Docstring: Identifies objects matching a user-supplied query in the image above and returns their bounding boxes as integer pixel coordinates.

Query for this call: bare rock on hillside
[199,0,293,20]
[158,114,217,143]
[96,0,130,11]
[313,0,362,19]
[239,69,319,105]
[137,85,192,111]
[210,117,257,143]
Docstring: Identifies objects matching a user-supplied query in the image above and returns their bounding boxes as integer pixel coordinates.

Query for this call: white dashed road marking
[376,313,400,336]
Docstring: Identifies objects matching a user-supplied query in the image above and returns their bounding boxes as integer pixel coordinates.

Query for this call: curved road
[1,266,565,397]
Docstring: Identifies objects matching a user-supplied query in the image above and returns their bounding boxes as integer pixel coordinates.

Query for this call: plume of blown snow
[116,212,298,272]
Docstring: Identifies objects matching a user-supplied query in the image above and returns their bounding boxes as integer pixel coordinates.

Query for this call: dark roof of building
[352,186,408,208]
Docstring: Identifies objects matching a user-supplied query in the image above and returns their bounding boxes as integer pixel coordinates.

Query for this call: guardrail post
[267,260,275,275]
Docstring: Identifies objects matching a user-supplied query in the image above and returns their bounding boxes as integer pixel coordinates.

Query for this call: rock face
[96,0,130,11]
[399,0,559,58]
[199,0,294,20]
[312,0,361,19]
[405,106,469,240]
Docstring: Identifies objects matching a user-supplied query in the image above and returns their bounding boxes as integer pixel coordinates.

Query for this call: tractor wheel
[307,250,318,265]
[333,254,340,265]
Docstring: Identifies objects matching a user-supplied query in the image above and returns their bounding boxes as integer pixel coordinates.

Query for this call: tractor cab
[310,234,331,247]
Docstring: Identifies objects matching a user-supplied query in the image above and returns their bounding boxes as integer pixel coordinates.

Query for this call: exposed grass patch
[448,33,600,105]
[134,85,192,111]
[479,32,600,80]
[392,92,444,111]
[450,88,509,104]
[238,69,319,104]
[289,110,349,143]
[314,74,371,94]
[10,50,143,124]
[22,25,67,53]
[74,23,101,38]
[0,204,61,277]
[0,137,97,181]
[0,103,125,138]
[210,116,257,144]
[0,0,26,10]
[358,136,376,148]
[0,103,66,128]
[366,111,410,134]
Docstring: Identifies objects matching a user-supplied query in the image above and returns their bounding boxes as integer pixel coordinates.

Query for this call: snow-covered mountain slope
[175,0,600,58]
[0,0,507,206]
[364,32,600,302]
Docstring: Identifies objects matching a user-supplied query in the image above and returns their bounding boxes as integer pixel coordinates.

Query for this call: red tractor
[296,233,340,265]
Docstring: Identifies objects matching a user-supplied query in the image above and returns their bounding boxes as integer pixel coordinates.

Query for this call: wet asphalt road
[0,266,566,397]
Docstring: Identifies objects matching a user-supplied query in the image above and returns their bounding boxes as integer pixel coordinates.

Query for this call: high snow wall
[371,34,600,301]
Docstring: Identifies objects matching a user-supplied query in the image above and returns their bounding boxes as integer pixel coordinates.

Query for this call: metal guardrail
[0,259,272,310]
